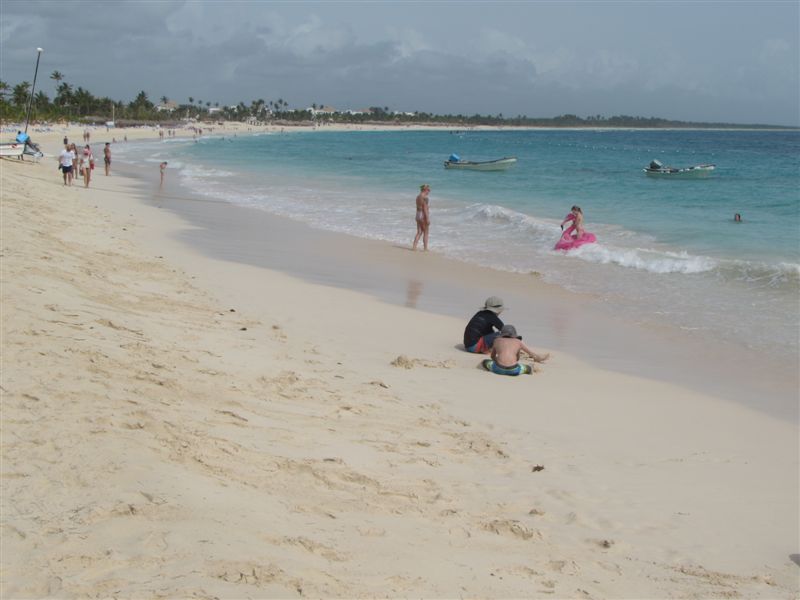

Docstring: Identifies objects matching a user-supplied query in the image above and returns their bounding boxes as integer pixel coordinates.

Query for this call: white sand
[1,130,798,598]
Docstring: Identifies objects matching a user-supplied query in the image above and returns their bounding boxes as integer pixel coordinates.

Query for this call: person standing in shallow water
[413,184,430,251]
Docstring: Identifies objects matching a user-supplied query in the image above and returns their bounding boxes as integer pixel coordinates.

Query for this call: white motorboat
[644,159,715,178]
[444,156,517,171]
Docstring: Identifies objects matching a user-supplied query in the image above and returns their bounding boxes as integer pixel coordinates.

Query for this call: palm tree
[160,95,169,105]
[188,96,194,105]
[0,80,10,101]
[34,90,49,109]
[50,70,64,88]
[12,82,30,107]
[55,82,73,108]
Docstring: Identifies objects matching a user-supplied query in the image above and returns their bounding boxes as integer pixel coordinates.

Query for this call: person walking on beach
[58,144,74,186]
[413,183,431,251]
[80,145,94,188]
[463,296,505,353]
[159,161,168,187]
[103,143,111,175]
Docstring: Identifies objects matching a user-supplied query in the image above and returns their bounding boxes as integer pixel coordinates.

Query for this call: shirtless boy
[485,324,550,376]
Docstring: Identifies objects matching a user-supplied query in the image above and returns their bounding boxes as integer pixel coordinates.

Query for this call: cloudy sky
[2,0,798,125]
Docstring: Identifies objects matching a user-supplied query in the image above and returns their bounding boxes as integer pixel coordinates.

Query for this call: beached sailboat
[0,141,27,158]
[644,159,715,178]
[444,155,517,171]
[2,48,44,160]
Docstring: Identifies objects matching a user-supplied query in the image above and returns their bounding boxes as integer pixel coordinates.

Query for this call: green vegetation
[0,73,792,129]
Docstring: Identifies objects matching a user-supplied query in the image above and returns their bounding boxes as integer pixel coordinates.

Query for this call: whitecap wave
[567,245,717,274]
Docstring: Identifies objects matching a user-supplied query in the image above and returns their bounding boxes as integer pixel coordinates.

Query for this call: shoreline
[20,127,800,421]
[2,144,798,596]
[115,136,798,423]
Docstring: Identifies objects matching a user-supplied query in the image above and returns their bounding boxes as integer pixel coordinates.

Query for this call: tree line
[0,72,787,129]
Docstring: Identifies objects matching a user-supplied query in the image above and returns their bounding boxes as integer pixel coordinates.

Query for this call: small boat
[1,49,45,161]
[644,159,715,178]
[444,155,517,171]
[0,142,26,158]
[23,142,44,159]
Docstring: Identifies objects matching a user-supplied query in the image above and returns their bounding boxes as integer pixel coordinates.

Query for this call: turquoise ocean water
[118,129,800,356]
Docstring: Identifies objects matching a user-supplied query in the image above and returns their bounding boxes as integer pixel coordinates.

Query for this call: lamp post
[24,47,43,134]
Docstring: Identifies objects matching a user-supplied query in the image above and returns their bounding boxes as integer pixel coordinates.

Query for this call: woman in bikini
[413,184,430,251]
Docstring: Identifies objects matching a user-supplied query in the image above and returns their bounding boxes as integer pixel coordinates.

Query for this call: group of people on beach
[412,185,558,376]
[56,138,170,189]
[58,139,110,188]
[463,296,550,376]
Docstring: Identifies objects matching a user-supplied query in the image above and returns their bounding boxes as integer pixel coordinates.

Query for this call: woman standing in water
[413,184,430,251]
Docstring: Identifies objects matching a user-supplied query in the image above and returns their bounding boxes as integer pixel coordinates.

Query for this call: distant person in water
[555,204,597,251]
[413,183,430,250]
[463,296,505,353]
[734,213,742,222]
[159,161,168,187]
[561,205,585,238]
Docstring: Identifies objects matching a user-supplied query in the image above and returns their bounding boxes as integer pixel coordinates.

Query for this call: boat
[2,49,44,161]
[644,159,715,178]
[0,142,26,159]
[444,155,517,171]
[23,141,44,159]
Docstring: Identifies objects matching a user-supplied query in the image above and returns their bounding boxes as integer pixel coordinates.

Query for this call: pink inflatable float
[554,213,596,251]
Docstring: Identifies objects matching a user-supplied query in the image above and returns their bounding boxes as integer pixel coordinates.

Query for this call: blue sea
[117,128,800,357]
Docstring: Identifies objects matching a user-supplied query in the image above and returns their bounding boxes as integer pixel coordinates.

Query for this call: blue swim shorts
[482,359,532,376]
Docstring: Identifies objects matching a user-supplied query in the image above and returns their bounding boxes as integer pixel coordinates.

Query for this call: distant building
[309,105,336,116]
[155,100,179,113]
[344,108,373,116]
[207,107,222,115]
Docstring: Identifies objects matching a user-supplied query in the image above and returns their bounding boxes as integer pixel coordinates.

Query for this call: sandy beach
[1,127,798,598]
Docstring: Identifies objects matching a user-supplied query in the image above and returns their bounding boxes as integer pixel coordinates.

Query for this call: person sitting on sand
[463,296,505,353]
[482,324,550,376]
